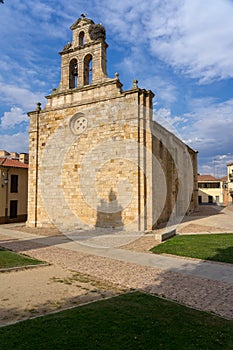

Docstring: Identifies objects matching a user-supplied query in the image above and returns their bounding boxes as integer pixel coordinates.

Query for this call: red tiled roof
[0,157,28,169]
[227,162,233,166]
[198,174,218,182]
[198,174,227,182]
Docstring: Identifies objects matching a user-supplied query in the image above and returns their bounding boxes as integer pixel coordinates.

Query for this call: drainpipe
[4,168,9,224]
[35,102,41,227]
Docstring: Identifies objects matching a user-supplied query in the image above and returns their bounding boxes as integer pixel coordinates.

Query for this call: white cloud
[153,96,233,175]
[0,82,46,111]
[0,107,28,129]
[94,0,233,83]
[153,107,188,138]
[0,132,29,153]
[198,153,233,177]
[27,1,54,21]
[178,98,233,157]
[148,0,233,82]
[153,81,178,105]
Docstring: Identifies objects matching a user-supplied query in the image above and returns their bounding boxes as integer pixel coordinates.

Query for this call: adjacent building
[0,150,28,223]
[227,162,233,205]
[198,174,228,206]
[27,16,198,231]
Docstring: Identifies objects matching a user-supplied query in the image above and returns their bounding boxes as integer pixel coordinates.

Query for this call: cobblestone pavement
[0,224,233,320]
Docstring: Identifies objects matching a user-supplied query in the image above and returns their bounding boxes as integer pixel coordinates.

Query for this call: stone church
[27,16,198,232]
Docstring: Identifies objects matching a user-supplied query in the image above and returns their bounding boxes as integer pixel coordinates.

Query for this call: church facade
[27,16,198,232]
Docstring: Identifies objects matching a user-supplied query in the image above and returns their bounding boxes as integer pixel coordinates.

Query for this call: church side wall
[151,120,198,228]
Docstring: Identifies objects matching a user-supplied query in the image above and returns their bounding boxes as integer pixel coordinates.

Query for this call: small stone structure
[27,16,198,232]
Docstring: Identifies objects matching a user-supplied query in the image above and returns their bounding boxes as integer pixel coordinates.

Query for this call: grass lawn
[0,292,232,349]
[0,247,43,269]
[150,234,233,264]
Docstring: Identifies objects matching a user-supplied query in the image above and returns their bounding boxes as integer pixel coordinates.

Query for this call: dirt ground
[0,262,124,327]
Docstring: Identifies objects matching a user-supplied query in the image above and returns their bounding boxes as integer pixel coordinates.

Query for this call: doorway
[10,200,18,219]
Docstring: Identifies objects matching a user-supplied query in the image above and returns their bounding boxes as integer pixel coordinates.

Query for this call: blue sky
[0,0,233,176]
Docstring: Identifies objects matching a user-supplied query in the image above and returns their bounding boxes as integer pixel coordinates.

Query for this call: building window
[10,175,18,193]
[159,140,163,159]
[198,182,220,189]
[10,200,18,219]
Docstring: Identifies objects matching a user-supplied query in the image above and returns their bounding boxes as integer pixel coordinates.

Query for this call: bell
[72,68,78,76]
[73,65,78,76]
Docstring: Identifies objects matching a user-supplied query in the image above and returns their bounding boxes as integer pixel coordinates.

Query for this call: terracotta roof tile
[198,174,227,182]
[198,174,218,181]
[0,157,28,169]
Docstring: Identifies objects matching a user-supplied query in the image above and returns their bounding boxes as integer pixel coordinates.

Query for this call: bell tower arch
[59,16,108,91]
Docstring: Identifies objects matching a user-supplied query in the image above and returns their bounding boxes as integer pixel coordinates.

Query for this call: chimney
[19,153,29,164]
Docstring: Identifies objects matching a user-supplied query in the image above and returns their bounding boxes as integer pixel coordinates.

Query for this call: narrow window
[159,140,163,159]
[69,58,78,89]
[84,54,93,85]
[10,174,18,193]
[10,200,18,219]
[79,31,85,46]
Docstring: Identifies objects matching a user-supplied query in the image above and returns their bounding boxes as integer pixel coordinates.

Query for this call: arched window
[69,58,78,89]
[79,31,85,46]
[84,54,93,85]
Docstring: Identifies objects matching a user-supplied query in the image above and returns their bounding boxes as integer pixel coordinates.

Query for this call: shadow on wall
[95,188,124,230]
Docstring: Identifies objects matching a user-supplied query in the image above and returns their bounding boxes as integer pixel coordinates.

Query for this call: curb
[0,263,49,273]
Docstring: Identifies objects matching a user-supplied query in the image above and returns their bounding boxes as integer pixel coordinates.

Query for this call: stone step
[154,229,176,243]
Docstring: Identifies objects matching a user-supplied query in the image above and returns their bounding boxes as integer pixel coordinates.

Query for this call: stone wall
[28,80,197,231]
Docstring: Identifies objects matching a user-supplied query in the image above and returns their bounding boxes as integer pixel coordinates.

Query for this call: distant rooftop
[198,174,226,182]
[0,150,29,166]
[0,157,28,169]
